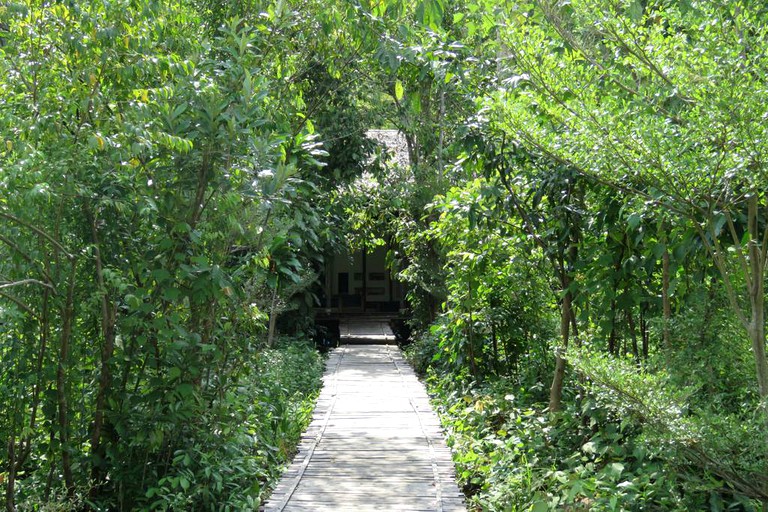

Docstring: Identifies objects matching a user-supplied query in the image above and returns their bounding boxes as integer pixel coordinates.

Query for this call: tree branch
[0,279,56,292]
[0,211,74,260]
[0,291,39,319]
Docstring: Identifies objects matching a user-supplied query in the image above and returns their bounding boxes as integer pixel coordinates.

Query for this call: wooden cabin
[312,129,412,345]
[319,130,410,315]
[319,246,405,314]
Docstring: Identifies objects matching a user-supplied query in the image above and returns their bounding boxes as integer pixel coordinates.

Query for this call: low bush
[138,339,323,511]
[12,339,323,512]
[427,363,764,512]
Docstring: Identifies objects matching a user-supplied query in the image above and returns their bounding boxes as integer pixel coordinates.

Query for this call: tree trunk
[403,131,419,168]
[549,287,573,413]
[43,430,56,501]
[88,213,117,491]
[627,308,640,364]
[15,286,52,476]
[6,435,16,512]
[550,224,580,413]
[437,88,446,187]
[490,320,500,375]
[662,242,672,348]
[267,283,279,348]
[466,280,479,378]
[57,262,77,498]
[188,150,211,228]
[749,310,768,397]
[697,200,767,414]
[608,298,617,356]
[747,196,768,406]
[504,332,515,374]
[640,305,649,360]
[608,239,624,355]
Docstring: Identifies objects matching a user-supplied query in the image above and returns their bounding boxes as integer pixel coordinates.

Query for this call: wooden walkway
[264,344,465,512]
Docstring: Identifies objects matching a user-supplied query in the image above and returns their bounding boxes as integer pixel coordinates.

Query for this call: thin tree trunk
[640,305,649,360]
[746,211,768,507]
[608,298,617,356]
[608,240,624,355]
[627,308,639,363]
[88,212,117,491]
[6,435,16,512]
[550,226,580,413]
[747,196,768,405]
[504,332,515,374]
[267,283,279,348]
[549,287,572,413]
[57,261,77,497]
[466,280,479,378]
[403,132,419,168]
[550,253,575,414]
[694,205,766,407]
[749,310,768,399]
[188,150,211,228]
[15,287,51,475]
[662,242,672,348]
[437,88,445,188]
[490,320,500,375]
[43,430,56,501]
[550,216,581,413]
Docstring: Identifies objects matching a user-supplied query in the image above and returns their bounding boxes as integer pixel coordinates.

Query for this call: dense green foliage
[3,0,768,510]
[387,0,768,510]
[0,0,331,508]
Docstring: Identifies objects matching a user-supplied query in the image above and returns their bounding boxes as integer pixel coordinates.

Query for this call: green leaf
[125,294,141,309]
[627,0,643,21]
[606,462,625,478]
[162,287,181,301]
[175,383,194,398]
[395,79,404,101]
[152,268,172,283]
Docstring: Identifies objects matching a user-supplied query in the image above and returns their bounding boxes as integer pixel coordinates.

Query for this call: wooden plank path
[264,344,466,512]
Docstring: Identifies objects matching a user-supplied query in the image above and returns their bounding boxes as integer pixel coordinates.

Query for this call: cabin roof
[366,129,410,168]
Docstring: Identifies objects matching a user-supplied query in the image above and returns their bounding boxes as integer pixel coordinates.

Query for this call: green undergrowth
[12,339,323,511]
[26,339,325,512]
[407,335,765,512]
[138,338,324,511]
[424,372,688,512]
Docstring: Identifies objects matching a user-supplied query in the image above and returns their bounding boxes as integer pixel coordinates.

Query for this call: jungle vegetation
[1,0,767,510]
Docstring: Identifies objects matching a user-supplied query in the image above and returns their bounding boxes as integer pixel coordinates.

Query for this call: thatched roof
[366,129,410,168]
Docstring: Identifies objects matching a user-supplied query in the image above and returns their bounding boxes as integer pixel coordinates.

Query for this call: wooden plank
[263,344,465,512]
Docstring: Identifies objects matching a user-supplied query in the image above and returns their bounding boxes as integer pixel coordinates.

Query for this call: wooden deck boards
[264,344,465,512]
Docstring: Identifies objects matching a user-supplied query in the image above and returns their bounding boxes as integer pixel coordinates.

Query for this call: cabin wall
[322,246,404,313]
